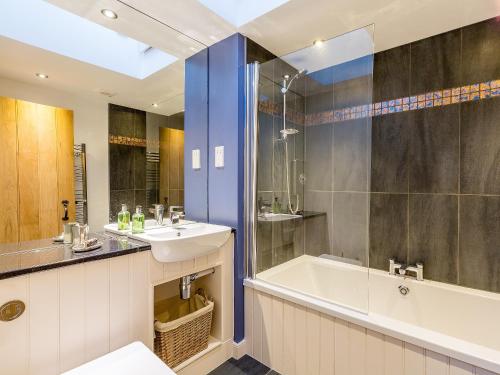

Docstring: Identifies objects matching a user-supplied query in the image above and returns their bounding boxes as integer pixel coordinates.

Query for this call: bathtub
[245,255,500,373]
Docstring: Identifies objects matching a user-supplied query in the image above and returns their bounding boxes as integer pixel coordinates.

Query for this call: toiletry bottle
[132,205,145,234]
[272,197,281,214]
[117,204,130,230]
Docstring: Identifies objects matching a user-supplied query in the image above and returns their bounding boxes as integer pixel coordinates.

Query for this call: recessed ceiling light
[189,47,197,52]
[35,73,48,79]
[313,39,324,47]
[152,103,159,108]
[101,9,118,19]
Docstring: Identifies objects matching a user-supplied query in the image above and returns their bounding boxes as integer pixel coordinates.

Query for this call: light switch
[192,149,201,170]
[215,146,224,168]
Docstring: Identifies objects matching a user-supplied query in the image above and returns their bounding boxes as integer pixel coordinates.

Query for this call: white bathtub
[246,255,500,373]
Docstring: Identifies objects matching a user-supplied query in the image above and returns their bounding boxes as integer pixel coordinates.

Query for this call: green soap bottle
[117,204,130,230]
[272,197,281,214]
[132,205,145,234]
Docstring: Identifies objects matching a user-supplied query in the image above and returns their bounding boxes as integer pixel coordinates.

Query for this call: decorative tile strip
[109,135,147,147]
[259,79,499,127]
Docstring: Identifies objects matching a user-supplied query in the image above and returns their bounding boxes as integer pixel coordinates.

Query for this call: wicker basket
[154,297,214,368]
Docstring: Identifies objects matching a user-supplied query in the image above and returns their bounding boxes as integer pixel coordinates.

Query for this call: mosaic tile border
[109,135,148,147]
[258,79,499,127]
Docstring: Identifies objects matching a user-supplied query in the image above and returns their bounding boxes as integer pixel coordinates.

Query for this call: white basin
[104,222,231,262]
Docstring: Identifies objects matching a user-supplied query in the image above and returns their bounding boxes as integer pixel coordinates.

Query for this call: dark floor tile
[109,190,135,222]
[332,192,368,266]
[459,195,500,293]
[461,18,500,84]
[209,355,270,375]
[109,144,134,190]
[373,44,410,102]
[333,118,369,191]
[410,29,461,95]
[409,105,459,193]
[369,193,408,270]
[409,194,458,284]
[305,123,333,190]
[460,97,500,195]
[371,112,409,193]
[133,147,146,189]
[267,371,281,375]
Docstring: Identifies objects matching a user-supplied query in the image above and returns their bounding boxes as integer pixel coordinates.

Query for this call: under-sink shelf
[172,336,222,373]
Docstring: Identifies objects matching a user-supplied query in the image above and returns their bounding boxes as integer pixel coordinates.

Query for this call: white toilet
[62,342,176,375]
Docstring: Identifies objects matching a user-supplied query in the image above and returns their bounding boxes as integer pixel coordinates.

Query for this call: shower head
[281,69,308,94]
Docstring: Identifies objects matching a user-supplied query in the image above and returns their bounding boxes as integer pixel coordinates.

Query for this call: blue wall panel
[208,34,246,342]
[184,49,209,222]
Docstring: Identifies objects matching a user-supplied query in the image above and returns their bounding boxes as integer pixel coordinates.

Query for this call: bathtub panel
[244,286,254,358]
[282,301,296,375]
[271,297,284,373]
[366,330,385,375]
[476,368,498,375]
[426,350,449,375]
[319,314,335,375]
[261,292,273,367]
[334,319,350,375]
[349,323,367,375]
[294,305,307,375]
[253,291,264,362]
[449,358,474,375]
[306,309,321,375]
[404,343,425,375]
[384,336,404,375]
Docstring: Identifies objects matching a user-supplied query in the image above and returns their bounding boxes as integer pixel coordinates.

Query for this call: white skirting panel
[244,287,499,375]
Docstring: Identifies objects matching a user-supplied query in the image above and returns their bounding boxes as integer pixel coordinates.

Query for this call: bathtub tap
[389,259,424,281]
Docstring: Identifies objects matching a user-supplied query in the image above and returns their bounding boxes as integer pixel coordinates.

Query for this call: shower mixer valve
[389,259,424,281]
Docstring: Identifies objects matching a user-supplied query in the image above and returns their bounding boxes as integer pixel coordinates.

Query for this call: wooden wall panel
[17,100,40,241]
[245,287,500,375]
[37,104,59,238]
[0,97,19,243]
[55,108,75,222]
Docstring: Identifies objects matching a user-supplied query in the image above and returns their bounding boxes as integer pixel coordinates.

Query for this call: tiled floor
[208,355,280,375]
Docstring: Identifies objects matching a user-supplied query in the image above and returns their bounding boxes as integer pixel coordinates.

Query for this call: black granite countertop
[0,233,150,280]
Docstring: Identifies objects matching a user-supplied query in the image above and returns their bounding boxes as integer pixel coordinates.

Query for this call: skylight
[0,0,177,79]
[197,0,290,27]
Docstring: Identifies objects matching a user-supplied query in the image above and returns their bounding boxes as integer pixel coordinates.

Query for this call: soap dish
[72,241,103,253]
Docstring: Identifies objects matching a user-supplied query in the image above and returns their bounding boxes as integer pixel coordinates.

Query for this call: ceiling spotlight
[101,9,118,19]
[313,39,324,47]
[152,103,159,108]
[35,73,48,79]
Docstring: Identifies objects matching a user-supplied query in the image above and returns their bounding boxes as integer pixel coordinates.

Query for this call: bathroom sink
[105,222,231,262]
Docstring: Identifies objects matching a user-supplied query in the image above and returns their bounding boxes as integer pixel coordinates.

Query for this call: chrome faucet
[389,259,424,281]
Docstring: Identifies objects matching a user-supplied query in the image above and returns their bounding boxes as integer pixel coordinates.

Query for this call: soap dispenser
[272,197,281,214]
[117,204,130,230]
[132,205,145,234]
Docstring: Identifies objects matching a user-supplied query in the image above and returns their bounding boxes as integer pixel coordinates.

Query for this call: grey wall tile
[305,123,333,191]
[373,44,410,102]
[134,110,147,139]
[133,147,146,190]
[410,29,461,95]
[459,195,500,293]
[333,119,369,192]
[409,194,458,283]
[371,112,409,193]
[109,190,134,222]
[109,104,135,137]
[109,144,134,191]
[409,105,460,193]
[257,112,273,191]
[304,191,332,256]
[332,192,369,266]
[134,190,147,212]
[461,18,500,84]
[460,97,500,195]
[333,75,372,109]
[369,193,408,270]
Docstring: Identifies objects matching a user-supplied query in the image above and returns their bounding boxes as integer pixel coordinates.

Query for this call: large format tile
[257,112,274,192]
[371,112,409,193]
[333,118,370,192]
[304,191,332,256]
[208,355,271,375]
[409,194,458,284]
[460,97,500,194]
[461,18,500,84]
[373,44,410,102]
[134,110,147,139]
[305,123,333,191]
[409,105,460,193]
[109,190,134,222]
[133,147,146,190]
[459,195,500,293]
[369,193,408,270]
[109,144,134,191]
[108,104,135,137]
[333,75,372,109]
[332,192,369,266]
[410,29,461,95]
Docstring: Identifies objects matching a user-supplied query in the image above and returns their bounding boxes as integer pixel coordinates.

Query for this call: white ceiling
[0,0,497,115]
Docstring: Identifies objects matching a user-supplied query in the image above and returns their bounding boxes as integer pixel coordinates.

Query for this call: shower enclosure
[246,26,375,313]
